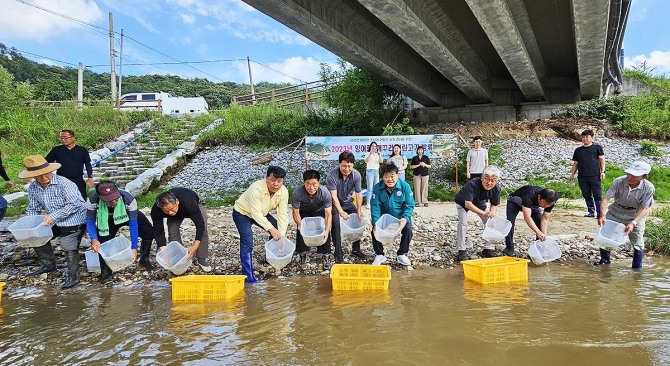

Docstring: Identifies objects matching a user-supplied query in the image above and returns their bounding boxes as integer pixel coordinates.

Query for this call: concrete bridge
[243,0,631,121]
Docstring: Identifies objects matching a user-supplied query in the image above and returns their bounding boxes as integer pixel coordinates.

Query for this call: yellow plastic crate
[461,257,530,285]
[169,275,246,301]
[330,264,391,291]
[0,282,5,303]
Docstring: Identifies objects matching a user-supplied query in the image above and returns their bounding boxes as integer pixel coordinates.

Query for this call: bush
[646,206,670,255]
[640,139,664,157]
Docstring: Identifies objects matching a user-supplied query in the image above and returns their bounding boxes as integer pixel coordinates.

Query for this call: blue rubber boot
[240,252,258,283]
[632,249,643,270]
[593,248,611,265]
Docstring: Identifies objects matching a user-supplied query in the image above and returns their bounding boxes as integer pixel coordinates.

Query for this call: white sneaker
[197,258,212,272]
[372,255,388,265]
[397,254,411,266]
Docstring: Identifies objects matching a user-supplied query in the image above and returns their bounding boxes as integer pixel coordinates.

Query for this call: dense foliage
[0,43,289,109]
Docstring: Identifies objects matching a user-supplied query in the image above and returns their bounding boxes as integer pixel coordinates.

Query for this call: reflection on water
[1,259,670,365]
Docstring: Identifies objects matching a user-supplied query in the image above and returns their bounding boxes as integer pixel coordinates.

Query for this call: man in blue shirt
[370,162,415,266]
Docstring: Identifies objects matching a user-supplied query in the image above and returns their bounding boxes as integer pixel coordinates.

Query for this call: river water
[1,258,670,365]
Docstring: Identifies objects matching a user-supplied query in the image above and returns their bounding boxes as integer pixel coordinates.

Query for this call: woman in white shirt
[364,141,383,208]
[388,144,408,181]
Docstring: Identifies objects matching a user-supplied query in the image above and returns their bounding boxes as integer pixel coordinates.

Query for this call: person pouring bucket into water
[86,181,155,283]
[595,161,654,270]
[19,155,87,290]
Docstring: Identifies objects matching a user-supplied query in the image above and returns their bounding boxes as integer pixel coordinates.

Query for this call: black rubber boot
[27,243,57,276]
[138,239,155,270]
[99,253,113,283]
[593,248,611,265]
[632,249,644,270]
[61,250,81,290]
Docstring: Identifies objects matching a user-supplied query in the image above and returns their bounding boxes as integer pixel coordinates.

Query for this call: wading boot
[138,239,155,270]
[593,248,611,265]
[241,252,257,283]
[632,249,644,270]
[27,243,57,276]
[99,253,113,284]
[457,250,468,262]
[502,245,515,257]
[61,250,81,290]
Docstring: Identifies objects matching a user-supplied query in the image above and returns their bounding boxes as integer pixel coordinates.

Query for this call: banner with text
[305,134,457,161]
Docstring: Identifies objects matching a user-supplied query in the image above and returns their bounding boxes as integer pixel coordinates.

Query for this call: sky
[0,0,668,89]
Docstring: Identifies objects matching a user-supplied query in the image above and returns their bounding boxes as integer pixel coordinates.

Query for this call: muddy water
[1,258,670,365]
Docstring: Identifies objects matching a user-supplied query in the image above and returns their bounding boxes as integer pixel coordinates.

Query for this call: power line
[86,58,246,68]
[13,0,109,37]
[10,48,79,67]
[250,59,306,83]
[13,0,224,81]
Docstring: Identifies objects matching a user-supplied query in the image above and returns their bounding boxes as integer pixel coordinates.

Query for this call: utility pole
[247,56,255,103]
[118,28,124,101]
[109,12,117,105]
[77,62,83,109]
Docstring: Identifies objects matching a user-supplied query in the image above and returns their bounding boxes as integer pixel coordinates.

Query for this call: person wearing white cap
[596,161,654,269]
[19,155,87,289]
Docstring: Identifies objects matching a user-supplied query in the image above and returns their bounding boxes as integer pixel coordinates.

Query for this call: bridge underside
[243,0,627,108]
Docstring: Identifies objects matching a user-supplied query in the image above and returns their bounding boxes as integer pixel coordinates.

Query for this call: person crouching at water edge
[504,186,559,257]
[595,161,654,270]
[151,187,212,272]
[454,166,502,262]
[19,155,87,290]
[233,166,289,283]
[293,169,333,269]
[86,182,155,283]
[370,162,415,266]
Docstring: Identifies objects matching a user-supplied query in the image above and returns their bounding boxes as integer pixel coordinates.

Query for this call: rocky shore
[1,120,667,289]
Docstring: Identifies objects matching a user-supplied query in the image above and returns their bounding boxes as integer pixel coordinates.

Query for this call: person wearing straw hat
[454,165,502,262]
[596,161,654,269]
[292,169,333,269]
[86,181,155,283]
[233,166,289,283]
[45,130,94,200]
[370,162,415,266]
[466,136,488,180]
[19,155,87,290]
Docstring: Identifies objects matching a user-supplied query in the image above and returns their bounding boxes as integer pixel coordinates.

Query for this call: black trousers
[505,198,542,250]
[64,176,88,200]
[295,210,331,254]
[331,203,361,258]
[577,175,602,201]
[372,220,412,256]
[98,211,154,244]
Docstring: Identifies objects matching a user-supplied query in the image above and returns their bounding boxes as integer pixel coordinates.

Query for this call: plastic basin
[265,237,296,270]
[375,214,402,246]
[528,237,562,265]
[84,251,101,272]
[340,213,366,242]
[482,216,512,242]
[595,220,627,250]
[156,241,192,275]
[8,215,54,248]
[301,217,326,246]
[99,237,133,272]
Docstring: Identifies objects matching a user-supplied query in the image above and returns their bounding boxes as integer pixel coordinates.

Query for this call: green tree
[0,65,33,112]
[34,75,76,100]
[319,59,405,135]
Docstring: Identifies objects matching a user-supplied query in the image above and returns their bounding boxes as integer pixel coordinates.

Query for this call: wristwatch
[631,220,638,227]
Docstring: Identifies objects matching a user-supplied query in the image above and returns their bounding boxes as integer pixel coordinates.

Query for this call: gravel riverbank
[1,121,668,288]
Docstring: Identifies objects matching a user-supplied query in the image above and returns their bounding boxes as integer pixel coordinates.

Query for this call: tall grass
[0,104,156,192]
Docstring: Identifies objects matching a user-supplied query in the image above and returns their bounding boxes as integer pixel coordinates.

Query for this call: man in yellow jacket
[233,166,289,283]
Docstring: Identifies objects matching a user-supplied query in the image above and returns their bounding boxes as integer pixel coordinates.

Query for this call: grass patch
[647,206,670,254]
